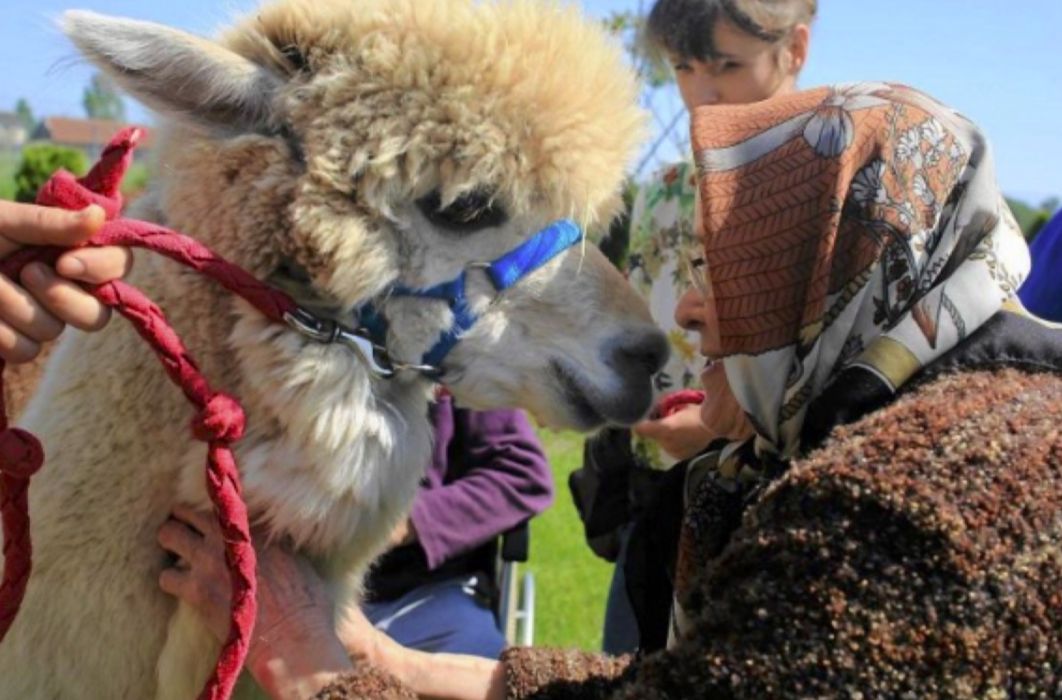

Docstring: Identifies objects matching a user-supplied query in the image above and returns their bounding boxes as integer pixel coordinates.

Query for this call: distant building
[31,117,153,160]
[0,112,27,152]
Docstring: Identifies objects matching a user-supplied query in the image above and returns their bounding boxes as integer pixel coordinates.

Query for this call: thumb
[0,202,105,257]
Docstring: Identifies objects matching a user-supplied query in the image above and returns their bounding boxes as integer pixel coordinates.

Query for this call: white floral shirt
[626,161,704,469]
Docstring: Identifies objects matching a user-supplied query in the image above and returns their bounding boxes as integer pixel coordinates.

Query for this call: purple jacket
[364,394,554,601]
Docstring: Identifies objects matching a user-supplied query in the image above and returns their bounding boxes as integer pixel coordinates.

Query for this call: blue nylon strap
[412,271,476,371]
[355,218,583,374]
[486,219,582,291]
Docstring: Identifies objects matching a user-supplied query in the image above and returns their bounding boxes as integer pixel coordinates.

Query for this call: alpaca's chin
[546,360,654,429]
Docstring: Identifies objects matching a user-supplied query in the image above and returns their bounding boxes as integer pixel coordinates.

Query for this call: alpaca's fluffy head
[62,0,667,430]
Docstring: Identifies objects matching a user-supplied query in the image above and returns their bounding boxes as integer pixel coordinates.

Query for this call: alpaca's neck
[30,242,437,568]
[222,336,436,562]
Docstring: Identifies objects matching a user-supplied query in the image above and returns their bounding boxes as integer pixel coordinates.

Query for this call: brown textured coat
[316,364,1062,698]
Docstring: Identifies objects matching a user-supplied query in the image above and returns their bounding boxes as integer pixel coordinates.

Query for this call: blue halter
[358,218,583,376]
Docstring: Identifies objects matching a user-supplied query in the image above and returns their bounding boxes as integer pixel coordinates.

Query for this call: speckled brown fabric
[501,647,633,699]
[507,367,1062,699]
[310,666,417,699]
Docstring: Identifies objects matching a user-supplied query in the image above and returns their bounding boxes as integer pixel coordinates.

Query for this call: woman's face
[671,19,809,110]
[674,228,756,444]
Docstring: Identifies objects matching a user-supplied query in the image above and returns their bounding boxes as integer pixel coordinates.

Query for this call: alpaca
[0,1,663,698]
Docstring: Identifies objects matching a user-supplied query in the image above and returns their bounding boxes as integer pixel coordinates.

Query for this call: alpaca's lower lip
[549,361,606,429]
[549,359,653,427]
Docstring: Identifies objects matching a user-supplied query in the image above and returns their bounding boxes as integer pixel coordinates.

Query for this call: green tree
[604,7,687,179]
[13,143,89,203]
[14,98,35,133]
[1007,196,1060,242]
[82,72,127,121]
[1026,210,1052,245]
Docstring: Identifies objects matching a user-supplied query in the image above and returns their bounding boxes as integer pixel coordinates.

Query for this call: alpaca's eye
[417,189,508,233]
[279,43,309,73]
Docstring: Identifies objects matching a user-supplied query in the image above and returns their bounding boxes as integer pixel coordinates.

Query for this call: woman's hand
[0,201,132,362]
[157,506,353,699]
[632,402,715,461]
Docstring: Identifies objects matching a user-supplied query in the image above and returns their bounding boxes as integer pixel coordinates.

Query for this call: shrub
[14,143,89,203]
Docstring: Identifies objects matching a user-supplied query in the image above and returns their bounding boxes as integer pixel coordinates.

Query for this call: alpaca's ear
[61,10,281,133]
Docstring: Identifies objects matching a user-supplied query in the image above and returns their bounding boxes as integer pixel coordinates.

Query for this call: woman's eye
[416,189,509,233]
[715,61,741,74]
[672,62,693,73]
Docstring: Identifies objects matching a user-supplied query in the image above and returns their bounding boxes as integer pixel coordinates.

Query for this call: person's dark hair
[646,0,816,62]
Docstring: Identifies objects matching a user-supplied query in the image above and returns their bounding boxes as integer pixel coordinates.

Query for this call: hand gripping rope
[0,127,303,700]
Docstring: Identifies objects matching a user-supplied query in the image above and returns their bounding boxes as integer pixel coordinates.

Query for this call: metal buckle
[283,308,398,378]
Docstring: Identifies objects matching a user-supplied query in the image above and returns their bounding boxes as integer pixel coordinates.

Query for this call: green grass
[525,429,613,651]
[0,151,18,201]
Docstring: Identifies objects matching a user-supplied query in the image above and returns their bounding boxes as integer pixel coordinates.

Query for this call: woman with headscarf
[161,83,1062,699]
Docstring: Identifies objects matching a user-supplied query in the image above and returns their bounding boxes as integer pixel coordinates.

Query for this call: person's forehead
[710,18,769,58]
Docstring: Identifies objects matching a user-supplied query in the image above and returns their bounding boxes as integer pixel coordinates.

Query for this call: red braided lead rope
[0,128,298,700]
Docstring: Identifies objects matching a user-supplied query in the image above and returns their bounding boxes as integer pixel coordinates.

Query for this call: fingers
[632,410,689,438]
[0,268,65,363]
[0,325,41,364]
[21,263,112,332]
[157,509,237,642]
[158,565,229,636]
[158,567,190,597]
[56,246,133,285]
[631,418,661,439]
[170,505,218,538]
[158,518,207,564]
[0,202,105,256]
[0,200,130,358]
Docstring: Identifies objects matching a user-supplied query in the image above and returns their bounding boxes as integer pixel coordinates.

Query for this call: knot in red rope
[35,127,142,219]
[0,428,44,480]
[193,394,246,444]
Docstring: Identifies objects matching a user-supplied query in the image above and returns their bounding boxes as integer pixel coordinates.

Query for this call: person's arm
[409,406,553,569]
[346,630,506,700]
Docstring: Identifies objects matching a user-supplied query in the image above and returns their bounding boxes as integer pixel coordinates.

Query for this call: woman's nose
[692,81,720,107]
[676,284,724,359]
[675,287,705,332]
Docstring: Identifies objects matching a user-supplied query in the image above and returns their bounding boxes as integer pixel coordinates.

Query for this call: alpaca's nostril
[609,329,669,377]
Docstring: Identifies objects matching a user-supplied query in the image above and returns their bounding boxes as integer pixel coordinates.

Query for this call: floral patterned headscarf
[691,82,1029,461]
[667,83,1030,647]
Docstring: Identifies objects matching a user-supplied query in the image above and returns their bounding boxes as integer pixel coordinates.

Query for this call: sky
[1,0,1059,203]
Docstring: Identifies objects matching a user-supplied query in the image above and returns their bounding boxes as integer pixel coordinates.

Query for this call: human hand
[632,402,715,461]
[0,201,132,362]
[386,517,417,549]
[158,506,352,698]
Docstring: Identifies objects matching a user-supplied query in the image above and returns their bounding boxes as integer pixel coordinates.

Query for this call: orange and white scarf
[669,82,1029,646]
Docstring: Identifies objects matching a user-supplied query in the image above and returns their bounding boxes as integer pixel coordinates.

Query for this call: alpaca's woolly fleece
[150,0,650,310]
[225,0,645,222]
[0,2,657,699]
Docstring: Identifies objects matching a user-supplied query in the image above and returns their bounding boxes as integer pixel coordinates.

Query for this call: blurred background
[2,1,1058,226]
[0,0,1057,649]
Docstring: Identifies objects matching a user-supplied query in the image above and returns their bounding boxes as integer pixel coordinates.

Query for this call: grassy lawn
[0,151,19,200]
[525,429,614,651]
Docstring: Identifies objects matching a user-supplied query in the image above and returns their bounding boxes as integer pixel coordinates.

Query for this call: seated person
[1019,207,1062,322]
[361,390,553,660]
[570,160,708,655]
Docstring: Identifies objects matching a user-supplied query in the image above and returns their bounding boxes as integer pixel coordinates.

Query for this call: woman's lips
[702,357,720,376]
